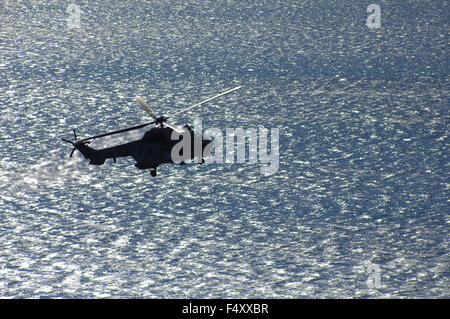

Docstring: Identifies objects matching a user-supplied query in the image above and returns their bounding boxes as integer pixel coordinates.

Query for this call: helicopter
[62,86,241,176]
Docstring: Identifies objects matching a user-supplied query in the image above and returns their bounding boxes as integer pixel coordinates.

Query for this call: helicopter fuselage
[73,126,212,174]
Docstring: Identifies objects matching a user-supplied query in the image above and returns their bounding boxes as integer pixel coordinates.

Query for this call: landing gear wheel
[150,169,157,177]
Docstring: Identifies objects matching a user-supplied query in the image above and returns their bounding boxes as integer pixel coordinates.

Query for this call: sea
[0,0,448,298]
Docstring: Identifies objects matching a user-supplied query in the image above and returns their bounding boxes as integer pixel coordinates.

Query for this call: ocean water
[0,0,448,298]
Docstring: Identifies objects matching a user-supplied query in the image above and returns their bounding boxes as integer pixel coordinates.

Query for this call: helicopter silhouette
[62,86,241,176]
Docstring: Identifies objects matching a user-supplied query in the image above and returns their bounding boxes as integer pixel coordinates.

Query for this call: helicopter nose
[202,138,213,147]
[202,138,214,158]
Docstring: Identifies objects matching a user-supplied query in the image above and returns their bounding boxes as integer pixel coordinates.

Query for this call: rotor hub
[154,116,167,124]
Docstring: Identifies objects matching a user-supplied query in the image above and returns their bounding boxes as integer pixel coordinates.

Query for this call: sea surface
[0,0,448,298]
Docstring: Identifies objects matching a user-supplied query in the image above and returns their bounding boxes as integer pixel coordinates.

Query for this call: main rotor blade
[78,121,155,142]
[168,85,241,119]
[163,121,186,134]
[136,96,158,119]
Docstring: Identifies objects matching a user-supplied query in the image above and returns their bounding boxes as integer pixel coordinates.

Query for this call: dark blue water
[0,1,448,298]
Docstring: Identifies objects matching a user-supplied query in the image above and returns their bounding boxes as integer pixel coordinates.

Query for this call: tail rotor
[62,129,83,158]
